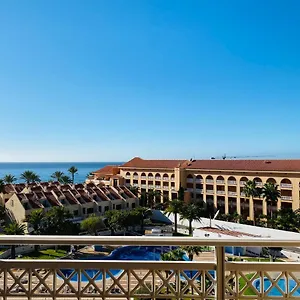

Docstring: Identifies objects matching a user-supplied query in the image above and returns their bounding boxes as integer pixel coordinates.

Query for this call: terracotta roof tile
[187,159,300,172]
[93,165,120,176]
[121,157,188,169]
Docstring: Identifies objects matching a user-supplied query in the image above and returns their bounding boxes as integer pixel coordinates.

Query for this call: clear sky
[1,0,300,162]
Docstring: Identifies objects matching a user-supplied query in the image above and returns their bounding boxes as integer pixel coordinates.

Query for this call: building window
[87,208,93,214]
[83,208,86,214]
[74,210,79,216]
[132,203,136,209]
[126,203,129,208]
[116,204,122,210]
[98,206,102,212]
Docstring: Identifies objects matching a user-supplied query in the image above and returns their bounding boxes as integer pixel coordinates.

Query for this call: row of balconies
[188,188,293,200]
[128,175,175,181]
[187,179,293,189]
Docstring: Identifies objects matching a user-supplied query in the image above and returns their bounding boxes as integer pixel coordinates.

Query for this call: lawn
[19,249,67,259]
[239,273,257,296]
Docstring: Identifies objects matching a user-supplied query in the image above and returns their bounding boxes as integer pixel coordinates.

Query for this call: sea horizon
[0,162,124,184]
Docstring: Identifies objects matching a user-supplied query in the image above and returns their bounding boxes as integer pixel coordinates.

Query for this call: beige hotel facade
[110,157,300,220]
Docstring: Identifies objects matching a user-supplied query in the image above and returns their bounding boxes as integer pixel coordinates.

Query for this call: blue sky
[1,0,300,162]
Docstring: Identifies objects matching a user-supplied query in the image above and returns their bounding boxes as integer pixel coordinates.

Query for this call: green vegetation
[19,249,67,260]
[68,166,78,184]
[4,222,26,258]
[80,214,105,235]
[3,174,17,184]
[239,273,256,296]
[164,198,184,234]
[20,170,41,184]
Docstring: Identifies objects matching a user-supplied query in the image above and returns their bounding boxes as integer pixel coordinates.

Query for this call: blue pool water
[59,246,180,282]
[253,278,300,296]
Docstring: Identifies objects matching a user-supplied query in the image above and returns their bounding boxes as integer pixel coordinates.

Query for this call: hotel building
[93,157,300,220]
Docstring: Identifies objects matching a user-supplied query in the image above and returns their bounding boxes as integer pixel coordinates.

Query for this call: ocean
[0,162,123,184]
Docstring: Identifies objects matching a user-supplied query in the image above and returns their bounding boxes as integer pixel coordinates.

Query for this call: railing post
[215,246,225,300]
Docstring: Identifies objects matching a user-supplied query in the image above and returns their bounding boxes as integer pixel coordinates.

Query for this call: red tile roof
[121,157,188,169]
[186,159,300,172]
[93,165,120,176]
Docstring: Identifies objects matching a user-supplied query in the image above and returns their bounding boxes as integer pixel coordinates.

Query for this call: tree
[180,203,203,235]
[60,175,72,184]
[261,182,281,217]
[243,180,260,220]
[4,222,26,259]
[164,199,184,234]
[134,207,152,233]
[182,246,202,261]
[20,171,40,184]
[3,174,17,184]
[51,171,65,182]
[0,179,5,193]
[42,207,78,235]
[147,189,161,208]
[128,185,140,197]
[68,166,78,184]
[0,205,6,221]
[161,248,185,293]
[104,210,121,235]
[81,215,105,235]
[26,209,44,235]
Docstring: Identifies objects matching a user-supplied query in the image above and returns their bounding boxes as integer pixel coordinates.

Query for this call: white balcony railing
[155,185,161,189]
[281,195,293,200]
[125,175,130,179]
[281,183,293,189]
[206,189,214,194]
[141,176,147,180]
[195,188,203,193]
[1,236,300,300]
[216,180,225,184]
[132,183,139,187]
[155,177,161,180]
[148,185,154,189]
[187,178,194,183]
[240,181,247,186]
[195,179,203,183]
[217,190,225,195]
[163,177,169,181]
[171,187,176,191]
[171,177,175,181]
[163,186,169,190]
[228,191,237,196]
[187,188,194,192]
[133,176,138,180]
[241,192,245,197]
[148,176,154,180]
[228,180,237,185]
[141,184,147,188]
[206,179,214,184]
[255,182,263,187]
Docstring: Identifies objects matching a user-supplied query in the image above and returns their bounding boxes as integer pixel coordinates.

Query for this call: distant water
[0,162,123,184]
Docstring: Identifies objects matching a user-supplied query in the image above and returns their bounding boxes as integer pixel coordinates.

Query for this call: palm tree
[128,185,140,197]
[68,166,78,184]
[51,171,64,182]
[164,199,184,234]
[262,182,281,218]
[60,175,72,184]
[26,209,44,235]
[243,180,260,221]
[161,249,185,293]
[3,174,17,184]
[147,189,161,208]
[4,222,26,258]
[20,170,40,184]
[0,179,5,193]
[134,207,152,233]
[180,203,203,235]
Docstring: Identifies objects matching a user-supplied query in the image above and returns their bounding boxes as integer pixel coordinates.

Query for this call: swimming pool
[59,246,180,282]
[253,278,300,296]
